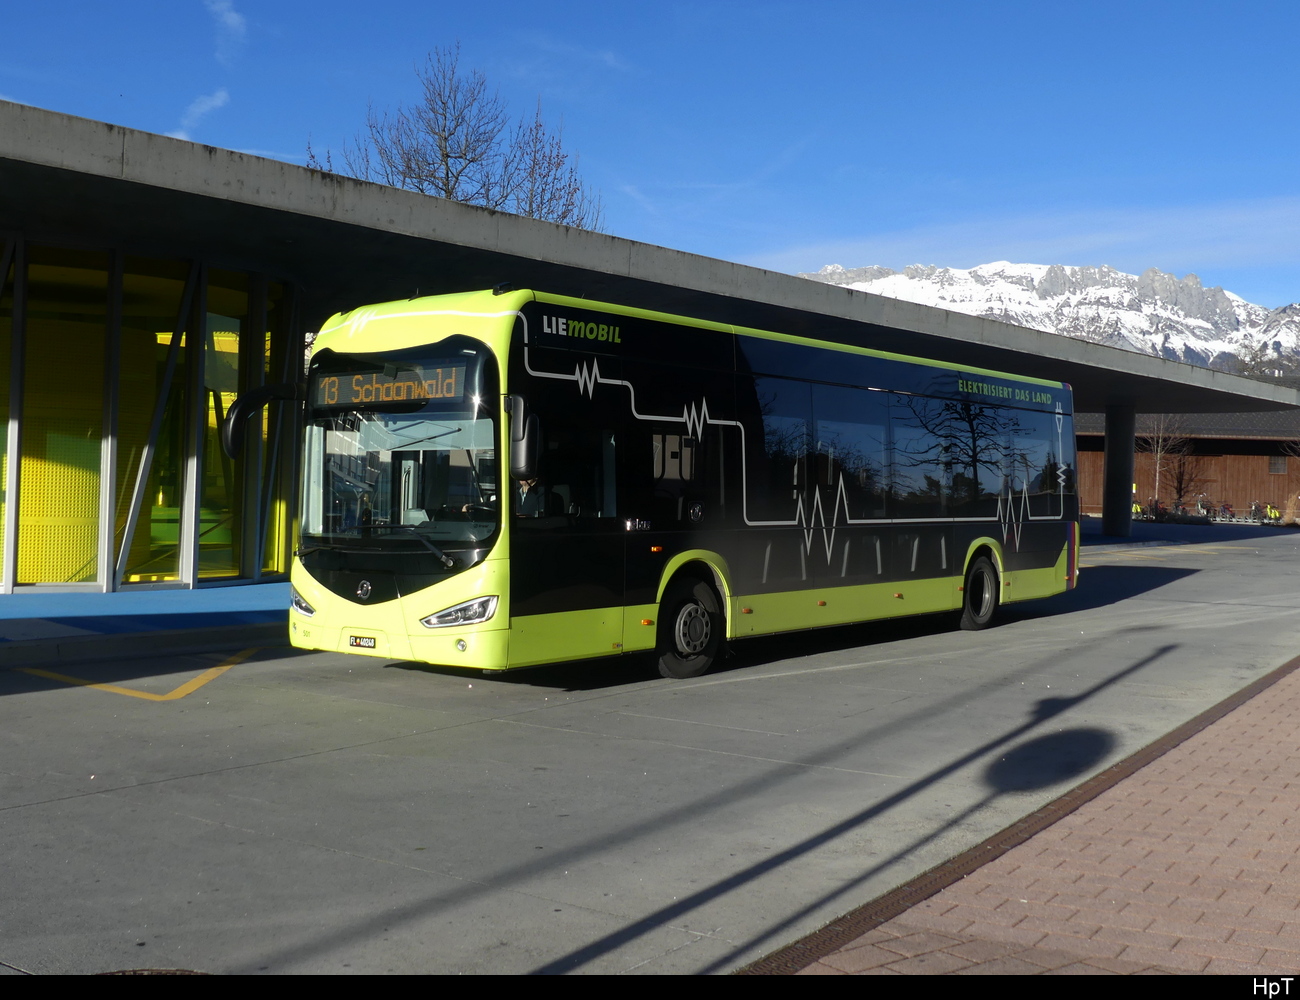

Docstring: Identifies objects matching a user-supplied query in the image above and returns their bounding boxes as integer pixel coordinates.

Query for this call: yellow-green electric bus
[272,288,1078,678]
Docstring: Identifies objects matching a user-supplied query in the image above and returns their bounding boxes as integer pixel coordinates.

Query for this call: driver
[515,477,548,517]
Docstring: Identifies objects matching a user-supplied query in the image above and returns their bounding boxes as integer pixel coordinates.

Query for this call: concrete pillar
[1102,403,1136,537]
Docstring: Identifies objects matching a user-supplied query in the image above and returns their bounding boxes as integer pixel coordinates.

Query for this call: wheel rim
[972,567,993,618]
[674,603,711,655]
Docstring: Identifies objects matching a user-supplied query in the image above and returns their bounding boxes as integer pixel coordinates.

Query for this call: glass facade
[17,246,110,583]
[0,238,299,592]
[117,257,191,583]
[0,244,14,575]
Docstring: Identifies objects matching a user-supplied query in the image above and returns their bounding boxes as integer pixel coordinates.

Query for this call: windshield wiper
[355,525,455,567]
[391,426,463,449]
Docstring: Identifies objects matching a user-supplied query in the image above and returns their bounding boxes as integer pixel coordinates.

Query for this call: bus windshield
[300,342,500,566]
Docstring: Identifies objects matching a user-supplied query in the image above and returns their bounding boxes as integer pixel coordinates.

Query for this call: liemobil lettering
[541,314,622,343]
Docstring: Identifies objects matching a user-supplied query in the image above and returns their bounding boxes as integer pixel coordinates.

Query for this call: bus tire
[960,556,998,630]
[657,578,723,679]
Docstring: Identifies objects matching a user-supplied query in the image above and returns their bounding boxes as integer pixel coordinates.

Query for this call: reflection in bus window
[653,433,696,481]
[751,376,810,522]
[945,401,1013,519]
[891,394,949,519]
[813,384,887,519]
[302,410,499,547]
[1011,409,1072,517]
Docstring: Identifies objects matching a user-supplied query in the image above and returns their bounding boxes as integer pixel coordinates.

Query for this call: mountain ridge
[800,261,1299,371]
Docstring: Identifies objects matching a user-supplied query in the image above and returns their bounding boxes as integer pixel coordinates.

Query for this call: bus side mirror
[507,394,539,480]
[221,382,303,459]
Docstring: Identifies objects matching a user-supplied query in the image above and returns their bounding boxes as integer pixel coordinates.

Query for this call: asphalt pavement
[2,520,1299,974]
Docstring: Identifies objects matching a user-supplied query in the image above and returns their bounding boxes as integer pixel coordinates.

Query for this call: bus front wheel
[960,556,999,630]
[657,579,723,679]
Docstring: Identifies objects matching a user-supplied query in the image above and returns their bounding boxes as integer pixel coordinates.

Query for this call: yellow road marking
[1081,552,1167,565]
[18,648,257,701]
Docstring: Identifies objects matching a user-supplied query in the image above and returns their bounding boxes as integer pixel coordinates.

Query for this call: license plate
[349,635,377,649]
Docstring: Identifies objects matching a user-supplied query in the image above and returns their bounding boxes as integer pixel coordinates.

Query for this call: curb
[0,622,289,668]
[1081,538,1187,551]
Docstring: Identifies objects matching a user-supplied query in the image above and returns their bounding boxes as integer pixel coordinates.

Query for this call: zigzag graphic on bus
[573,357,605,398]
[1054,403,1068,493]
[346,306,383,334]
[682,399,714,439]
[997,480,1031,550]
[793,474,852,562]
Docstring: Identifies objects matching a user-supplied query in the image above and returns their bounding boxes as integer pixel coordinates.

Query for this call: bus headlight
[291,586,316,617]
[420,596,498,629]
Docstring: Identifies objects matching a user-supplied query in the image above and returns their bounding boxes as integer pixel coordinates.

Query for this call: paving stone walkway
[794,665,1300,975]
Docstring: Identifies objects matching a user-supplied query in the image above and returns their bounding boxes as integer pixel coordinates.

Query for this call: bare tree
[507,102,603,231]
[1138,415,1208,510]
[309,46,603,231]
[1166,441,1210,511]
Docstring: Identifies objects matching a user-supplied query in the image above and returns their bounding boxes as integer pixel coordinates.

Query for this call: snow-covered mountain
[800,261,1300,371]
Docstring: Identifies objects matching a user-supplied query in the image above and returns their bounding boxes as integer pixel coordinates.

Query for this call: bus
[279,288,1078,678]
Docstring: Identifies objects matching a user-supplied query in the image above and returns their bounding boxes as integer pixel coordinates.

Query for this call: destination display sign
[312,365,466,408]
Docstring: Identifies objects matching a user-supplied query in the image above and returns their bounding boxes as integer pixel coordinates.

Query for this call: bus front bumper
[290,616,510,670]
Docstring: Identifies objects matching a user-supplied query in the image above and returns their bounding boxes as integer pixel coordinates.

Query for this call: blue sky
[5,2,1300,306]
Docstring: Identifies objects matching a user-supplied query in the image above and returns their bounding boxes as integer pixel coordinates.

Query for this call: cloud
[204,0,247,64]
[236,148,307,163]
[507,35,633,97]
[616,136,820,230]
[673,135,818,206]
[618,184,658,215]
[744,197,1300,281]
[167,88,229,140]
[524,36,632,73]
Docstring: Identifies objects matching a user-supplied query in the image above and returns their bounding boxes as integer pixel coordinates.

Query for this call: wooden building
[1077,403,1300,519]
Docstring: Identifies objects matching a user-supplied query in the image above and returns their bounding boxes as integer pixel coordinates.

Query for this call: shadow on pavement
[390,563,1197,693]
[1004,563,1199,621]
[0,644,310,697]
[385,612,1004,692]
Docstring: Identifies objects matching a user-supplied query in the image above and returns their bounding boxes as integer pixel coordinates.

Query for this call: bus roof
[317,288,1067,391]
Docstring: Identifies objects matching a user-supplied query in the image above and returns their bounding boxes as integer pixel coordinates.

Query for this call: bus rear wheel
[960,556,998,630]
[657,579,723,679]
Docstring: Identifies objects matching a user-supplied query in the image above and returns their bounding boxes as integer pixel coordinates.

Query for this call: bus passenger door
[508,411,626,667]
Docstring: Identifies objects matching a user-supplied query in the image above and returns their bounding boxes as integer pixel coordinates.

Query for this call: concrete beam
[2,99,1298,417]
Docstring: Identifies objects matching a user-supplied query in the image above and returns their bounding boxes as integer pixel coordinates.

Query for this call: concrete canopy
[2,99,1297,417]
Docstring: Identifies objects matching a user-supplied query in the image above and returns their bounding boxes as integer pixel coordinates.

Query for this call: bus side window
[945,401,1010,519]
[745,376,811,522]
[545,424,618,518]
[890,393,950,519]
[813,384,888,519]
[1010,409,1072,518]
